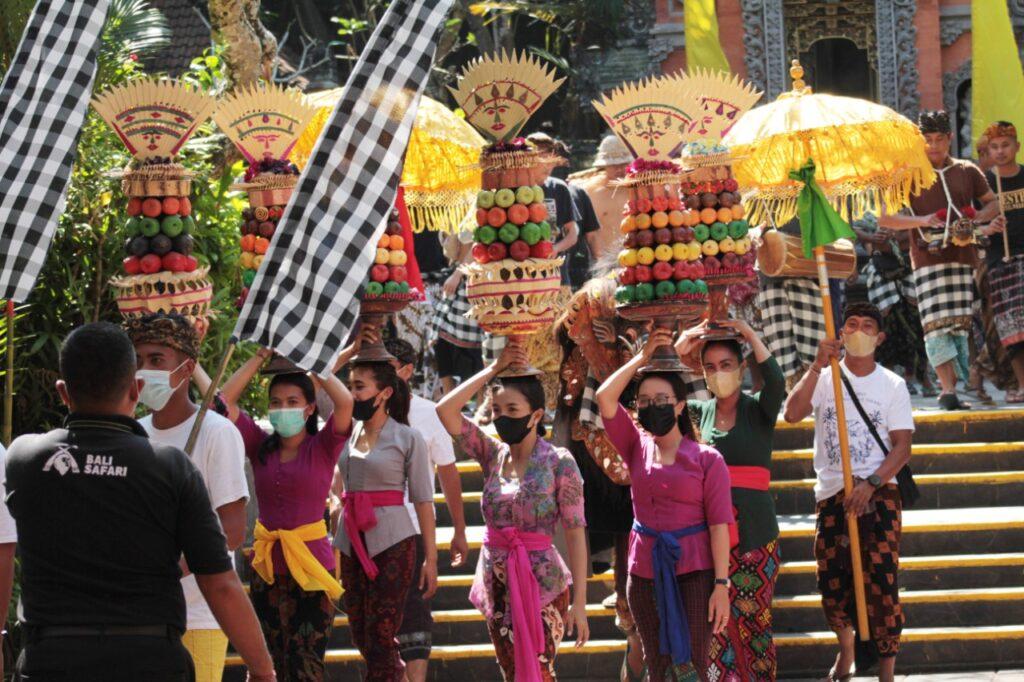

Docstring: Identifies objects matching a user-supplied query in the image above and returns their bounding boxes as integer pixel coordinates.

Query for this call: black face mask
[352,394,380,421]
[493,415,534,445]
[638,404,677,437]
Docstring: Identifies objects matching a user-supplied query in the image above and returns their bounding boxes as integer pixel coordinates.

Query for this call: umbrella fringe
[405,194,475,234]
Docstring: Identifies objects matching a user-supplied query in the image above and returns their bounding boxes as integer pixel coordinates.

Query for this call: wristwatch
[714,578,729,587]
[867,474,882,489]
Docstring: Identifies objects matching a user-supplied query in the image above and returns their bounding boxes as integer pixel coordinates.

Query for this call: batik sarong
[988,255,1024,349]
[707,541,781,682]
[814,484,903,657]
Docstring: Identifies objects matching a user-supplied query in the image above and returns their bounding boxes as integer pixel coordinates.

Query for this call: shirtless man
[570,135,632,261]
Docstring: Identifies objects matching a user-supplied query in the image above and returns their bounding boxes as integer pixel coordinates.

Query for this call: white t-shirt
[0,445,17,543]
[140,410,249,630]
[811,361,915,501]
[406,395,456,532]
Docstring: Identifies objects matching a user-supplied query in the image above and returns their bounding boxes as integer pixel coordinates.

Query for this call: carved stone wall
[943,59,972,157]
[740,0,787,99]
[875,0,920,119]
[783,0,877,64]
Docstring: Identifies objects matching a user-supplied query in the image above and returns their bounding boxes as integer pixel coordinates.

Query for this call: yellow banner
[972,0,1024,162]
[685,0,730,73]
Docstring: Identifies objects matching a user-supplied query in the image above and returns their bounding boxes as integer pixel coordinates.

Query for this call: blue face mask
[268,407,307,438]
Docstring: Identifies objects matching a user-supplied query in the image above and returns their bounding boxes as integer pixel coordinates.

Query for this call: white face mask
[136,359,188,411]
[843,330,879,358]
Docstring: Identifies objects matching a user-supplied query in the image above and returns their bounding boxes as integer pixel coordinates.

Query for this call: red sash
[727,466,771,548]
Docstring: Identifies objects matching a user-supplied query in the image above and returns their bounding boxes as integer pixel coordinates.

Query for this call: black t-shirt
[5,414,232,631]
[567,184,601,289]
[412,229,447,278]
[543,177,581,284]
[985,167,1024,265]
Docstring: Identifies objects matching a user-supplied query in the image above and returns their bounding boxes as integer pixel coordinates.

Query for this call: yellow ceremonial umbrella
[723,61,936,645]
[294,90,484,233]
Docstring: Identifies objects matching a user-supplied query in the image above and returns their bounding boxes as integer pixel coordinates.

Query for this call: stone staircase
[226,408,1024,680]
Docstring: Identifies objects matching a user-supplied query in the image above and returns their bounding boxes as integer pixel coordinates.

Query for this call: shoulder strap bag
[838,370,920,508]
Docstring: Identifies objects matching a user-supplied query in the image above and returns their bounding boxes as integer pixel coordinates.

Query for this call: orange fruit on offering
[378,234,390,249]
[389,235,405,251]
[668,210,685,227]
[620,215,637,233]
[731,204,745,220]
[717,207,733,224]
[651,211,669,228]
[529,203,548,223]
[635,213,652,230]
[700,207,718,225]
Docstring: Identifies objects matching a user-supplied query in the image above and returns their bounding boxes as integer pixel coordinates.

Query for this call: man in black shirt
[5,322,275,682]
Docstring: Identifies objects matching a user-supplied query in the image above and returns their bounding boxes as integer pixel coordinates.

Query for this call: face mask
[493,415,534,445]
[352,394,381,422]
[637,404,677,437]
[268,407,308,438]
[136,360,188,412]
[843,330,878,357]
[706,368,742,399]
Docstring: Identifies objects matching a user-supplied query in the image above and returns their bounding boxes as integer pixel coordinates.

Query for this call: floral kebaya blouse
[457,416,586,623]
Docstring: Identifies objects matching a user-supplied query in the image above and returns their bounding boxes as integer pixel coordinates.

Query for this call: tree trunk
[208,0,277,90]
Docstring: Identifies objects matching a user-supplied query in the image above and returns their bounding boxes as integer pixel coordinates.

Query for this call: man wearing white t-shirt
[385,338,467,682]
[785,302,914,682]
[127,314,249,682]
[0,444,17,681]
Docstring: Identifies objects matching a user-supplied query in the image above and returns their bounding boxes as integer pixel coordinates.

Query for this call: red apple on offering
[161,252,187,273]
[139,254,162,274]
[652,261,673,281]
[667,196,683,211]
[509,240,531,261]
[704,256,721,272]
[472,242,490,264]
[370,264,390,282]
[635,230,654,248]
[178,197,192,216]
[619,266,636,285]
[672,260,689,280]
[123,256,141,275]
[529,241,553,259]
[487,242,508,261]
[692,262,706,279]
[183,255,198,272]
[141,198,163,218]
[624,232,637,249]
[634,265,652,283]
[390,265,408,282]
[126,198,143,216]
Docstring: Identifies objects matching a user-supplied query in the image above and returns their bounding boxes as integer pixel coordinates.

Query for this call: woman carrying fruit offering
[595,328,733,682]
[219,349,353,682]
[675,319,785,681]
[436,341,590,681]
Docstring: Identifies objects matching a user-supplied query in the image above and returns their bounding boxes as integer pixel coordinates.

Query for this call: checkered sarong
[0,0,110,301]
[864,260,917,314]
[913,262,973,340]
[757,277,824,380]
[433,282,483,348]
[234,0,453,374]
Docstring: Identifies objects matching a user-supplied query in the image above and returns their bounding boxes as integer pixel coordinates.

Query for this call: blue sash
[631,520,709,665]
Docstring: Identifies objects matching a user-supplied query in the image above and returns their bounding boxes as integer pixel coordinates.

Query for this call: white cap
[593,135,632,167]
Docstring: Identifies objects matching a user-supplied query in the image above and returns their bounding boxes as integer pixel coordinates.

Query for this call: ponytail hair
[258,372,319,464]
[352,361,411,425]
[491,375,548,437]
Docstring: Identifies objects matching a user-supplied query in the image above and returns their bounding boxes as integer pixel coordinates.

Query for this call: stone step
[224,625,1024,680]
[437,469,1024,525]
[434,506,1024,574]
[427,552,1024,610]
[322,586,1024,648]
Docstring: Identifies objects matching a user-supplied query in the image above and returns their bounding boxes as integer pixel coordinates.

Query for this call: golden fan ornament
[448,50,565,143]
[213,83,318,165]
[92,79,216,161]
[681,68,763,140]
[591,75,707,162]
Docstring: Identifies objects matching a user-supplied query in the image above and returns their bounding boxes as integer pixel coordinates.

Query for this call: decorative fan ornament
[212,83,317,165]
[91,79,216,161]
[448,50,565,143]
[680,68,762,140]
[591,75,707,162]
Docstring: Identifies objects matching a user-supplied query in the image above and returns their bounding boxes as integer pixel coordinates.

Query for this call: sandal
[825,668,853,682]
[938,393,971,411]
[1007,389,1024,404]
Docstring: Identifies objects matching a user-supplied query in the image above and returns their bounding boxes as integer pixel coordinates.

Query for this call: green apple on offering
[538,221,552,241]
[515,186,534,205]
[182,215,196,234]
[161,215,184,238]
[477,190,495,209]
[520,222,542,245]
[124,217,141,237]
[139,217,161,237]
[494,188,516,208]
[475,225,498,244]
[498,222,520,244]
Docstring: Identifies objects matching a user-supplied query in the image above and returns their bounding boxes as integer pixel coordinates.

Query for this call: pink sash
[342,490,405,579]
[484,527,553,682]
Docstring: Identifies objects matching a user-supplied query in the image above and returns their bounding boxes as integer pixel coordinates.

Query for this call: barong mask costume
[92,79,217,337]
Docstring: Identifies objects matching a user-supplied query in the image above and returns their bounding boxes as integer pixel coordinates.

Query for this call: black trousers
[15,634,195,681]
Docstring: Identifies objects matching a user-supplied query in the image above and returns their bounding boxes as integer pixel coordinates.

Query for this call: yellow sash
[252,520,343,600]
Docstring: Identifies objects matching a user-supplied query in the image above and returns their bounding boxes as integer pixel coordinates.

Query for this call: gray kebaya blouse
[333,417,434,558]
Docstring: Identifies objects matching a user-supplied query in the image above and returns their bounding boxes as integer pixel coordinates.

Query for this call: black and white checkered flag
[234,0,453,374]
[0,0,109,302]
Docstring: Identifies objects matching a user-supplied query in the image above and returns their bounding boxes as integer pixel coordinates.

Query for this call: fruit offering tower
[448,51,566,368]
[92,79,217,337]
[364,190,422,301]
[213,83,318,310]
[675,70,763,335]
[592,75,713,369]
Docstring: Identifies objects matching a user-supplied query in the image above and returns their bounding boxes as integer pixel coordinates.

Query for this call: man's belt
[27,624,178,639]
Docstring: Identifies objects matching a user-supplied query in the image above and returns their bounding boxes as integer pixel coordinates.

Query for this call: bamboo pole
[814,245,871,641]
[994,171,1012,262]
[3,300,13,447]
[184,338,237,456]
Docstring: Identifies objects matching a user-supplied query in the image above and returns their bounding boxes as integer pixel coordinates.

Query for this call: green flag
[789,159,857,259]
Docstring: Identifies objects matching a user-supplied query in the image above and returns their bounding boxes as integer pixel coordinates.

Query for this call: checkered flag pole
[0,0,110,302]
[232,0,454,375]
